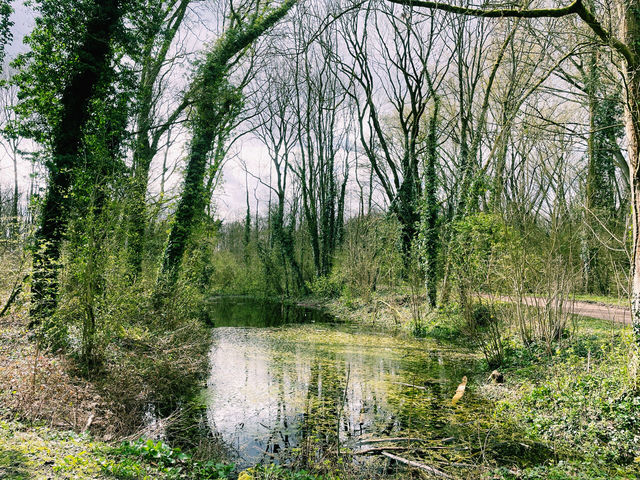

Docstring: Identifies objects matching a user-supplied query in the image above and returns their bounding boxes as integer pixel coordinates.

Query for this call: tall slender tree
[159,0,297,287]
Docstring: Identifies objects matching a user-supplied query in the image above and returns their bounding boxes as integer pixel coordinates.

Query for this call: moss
[0,416,109,479]
[0,416,236,479]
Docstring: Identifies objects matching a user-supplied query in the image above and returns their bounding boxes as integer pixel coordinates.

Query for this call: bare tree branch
[387,0,636,67]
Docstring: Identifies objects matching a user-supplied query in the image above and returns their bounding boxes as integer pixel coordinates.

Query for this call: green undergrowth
[320,291,466,342]
[320,292,640,478]
[99,438,234,479]
[0,415,235,480]
[488,320,640,479]
[238,464,334,480]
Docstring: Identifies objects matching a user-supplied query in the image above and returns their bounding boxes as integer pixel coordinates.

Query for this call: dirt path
[488,295,631,324]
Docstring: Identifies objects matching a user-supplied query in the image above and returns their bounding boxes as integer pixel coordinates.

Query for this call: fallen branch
[354,446,411,455]
[359,437,430,444]
[0,274,28,318]
[381,451,453,479]
[356,445,448,455]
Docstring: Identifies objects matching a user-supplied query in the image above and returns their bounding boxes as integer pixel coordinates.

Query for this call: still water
[202,298,490,468]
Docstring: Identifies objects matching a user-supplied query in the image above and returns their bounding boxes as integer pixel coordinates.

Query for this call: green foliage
[420,304,464,341]
[13,0,133,146]
[241,464,331,480]
[465,301,506,368]
[498,332,640,475]
[490,462,614,480]
[411,315,429,337]
[307,275,341,298]
[100,439,234,479]
[12,0,89,142]
[331,215,404,298]
[451,213,516,291]
[587,85,623,215]
[181,220,222,293]
[0,0,12,67]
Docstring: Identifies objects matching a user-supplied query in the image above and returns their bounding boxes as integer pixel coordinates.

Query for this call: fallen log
[354,446,411,455]
[358,437,430,444]
[381,451,453,479]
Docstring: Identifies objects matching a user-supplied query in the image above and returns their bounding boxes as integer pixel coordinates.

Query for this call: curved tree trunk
[159,0,296,288]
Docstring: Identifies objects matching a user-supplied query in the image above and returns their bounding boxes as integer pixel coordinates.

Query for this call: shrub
[331,214,404,298]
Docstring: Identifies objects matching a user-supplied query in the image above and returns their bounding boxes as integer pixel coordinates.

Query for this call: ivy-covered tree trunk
[394,165,421,272]
[272,189,305,292]
[159,0,296,287]
[160,113,215,285]
[582,49,621,294]
[421,98,440,307]
[30,0,123,323]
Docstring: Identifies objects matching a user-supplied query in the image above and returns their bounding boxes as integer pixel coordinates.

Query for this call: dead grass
[0,309,115,436]
[0,301,211,442]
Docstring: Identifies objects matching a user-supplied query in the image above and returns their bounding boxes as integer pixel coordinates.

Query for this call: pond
[200,297,534,474]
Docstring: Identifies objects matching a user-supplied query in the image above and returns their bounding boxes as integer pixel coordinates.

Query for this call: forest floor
[0,310,116,479]
[0,306,222,480]
[1,291,639,479]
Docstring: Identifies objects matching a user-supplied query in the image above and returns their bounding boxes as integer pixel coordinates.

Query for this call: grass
[566,293,629,308]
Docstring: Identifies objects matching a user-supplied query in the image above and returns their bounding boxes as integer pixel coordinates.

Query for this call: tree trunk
[127,139,154,277]
[11,149,18,238]
[30,0,122,324]
[423,98,440,307]
[622,0,640,340]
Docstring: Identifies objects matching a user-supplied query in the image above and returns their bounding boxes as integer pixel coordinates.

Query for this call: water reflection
[204,300,479,468]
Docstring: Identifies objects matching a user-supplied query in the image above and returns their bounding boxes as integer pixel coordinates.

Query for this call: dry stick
[83,413,95,433]
[381,451,454,479]
[30,341,40,395]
